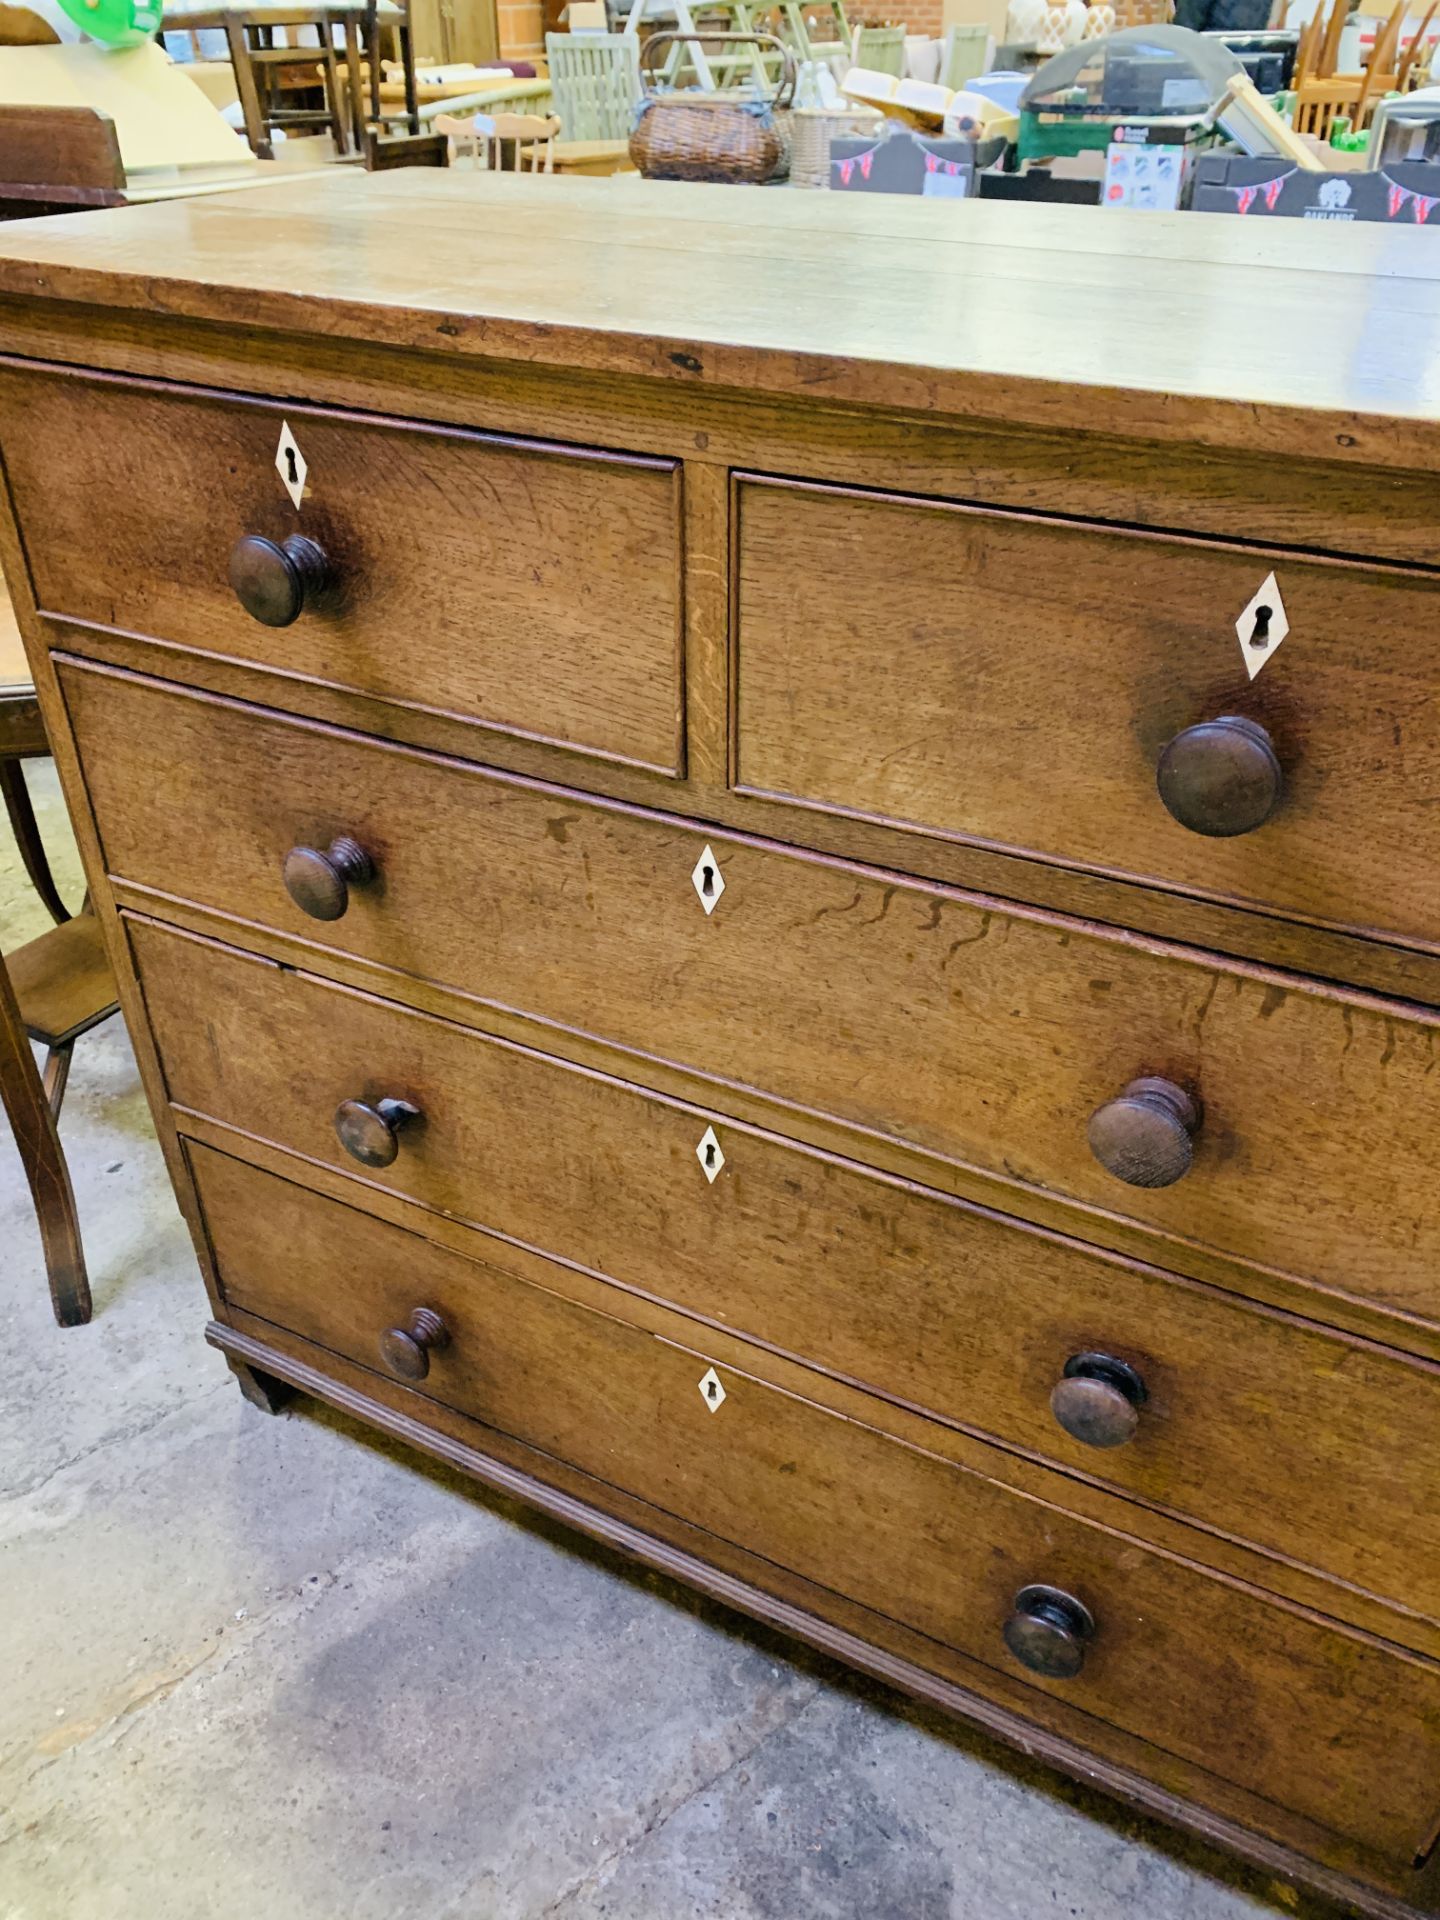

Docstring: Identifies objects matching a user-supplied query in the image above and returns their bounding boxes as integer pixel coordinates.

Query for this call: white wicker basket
[789,104,885,187]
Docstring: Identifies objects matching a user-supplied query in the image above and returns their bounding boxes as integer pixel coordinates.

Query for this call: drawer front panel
[734,476,1440,951]
[0,363,684,773]
[133,917,1440,1622]
[68,664,1440,1326]
[192,1144,1440,1864]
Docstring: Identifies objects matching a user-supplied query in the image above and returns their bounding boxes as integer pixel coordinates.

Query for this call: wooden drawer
[733,475,1440,954]
[133,917,1440,1623]
[0,362,683,774]
[192,1143,1440,1866]
[69,663,1440,1331]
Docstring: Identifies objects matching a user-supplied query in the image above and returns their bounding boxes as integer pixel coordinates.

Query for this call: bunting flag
[1218,167,1297,213]
[1380,172,1439,221]
[839,157,854,186]
[860,149,873,179]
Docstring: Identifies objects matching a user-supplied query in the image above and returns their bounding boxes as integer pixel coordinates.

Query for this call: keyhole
[704,1141,716,1169]
[706,1379,718,1400]
[1250,604,1273,648]
[285,447,299,486]
[701,864,715,896]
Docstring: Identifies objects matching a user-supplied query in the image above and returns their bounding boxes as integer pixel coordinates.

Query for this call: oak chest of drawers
[4,172,1440,1917]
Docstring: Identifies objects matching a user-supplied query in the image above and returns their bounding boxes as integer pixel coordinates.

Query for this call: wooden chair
[1397,0,1438,88]
[435,106,562,166]
[545,29,640,136]
[241,12,352,153]
[1290,0,1420,138]
[936,20,989,86]
[1,608,119,1329]
[851,20,905,73]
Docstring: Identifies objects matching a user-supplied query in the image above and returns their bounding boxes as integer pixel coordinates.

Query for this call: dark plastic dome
[1021,24,1245,117]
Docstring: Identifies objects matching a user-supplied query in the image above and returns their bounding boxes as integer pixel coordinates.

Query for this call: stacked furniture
[2,171,1439,1920]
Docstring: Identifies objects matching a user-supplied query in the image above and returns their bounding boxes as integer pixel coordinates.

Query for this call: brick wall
[851,1,949,40]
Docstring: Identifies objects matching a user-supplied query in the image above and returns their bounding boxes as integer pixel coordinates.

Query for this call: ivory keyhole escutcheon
[691,844,725,914]
[696,1125,725,1182]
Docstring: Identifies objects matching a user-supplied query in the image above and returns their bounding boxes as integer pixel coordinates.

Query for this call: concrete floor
[1,763,1336,1920]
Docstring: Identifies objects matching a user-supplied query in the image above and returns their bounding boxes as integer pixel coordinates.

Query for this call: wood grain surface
[0,362,684,775]
[64,661,1440,1331]
[0,172,1436,467]
[130,913,1440,1626]
[190,1141,1440,1867]
[734,476,1440,952]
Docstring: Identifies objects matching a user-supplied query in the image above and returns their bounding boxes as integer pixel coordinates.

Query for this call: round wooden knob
[228,532,328,627]
[282,835,374,922]
[1157,716,1282,838]
[334,1095,420,1169]
[379,1306,449,1381]
[1050,1352,1147,1449]
[1003,1584,1096,1680]
[1087,1077,1200,1189]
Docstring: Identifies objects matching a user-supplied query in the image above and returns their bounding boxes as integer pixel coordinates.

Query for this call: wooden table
[551,137,633,174]
[163,1,418,160]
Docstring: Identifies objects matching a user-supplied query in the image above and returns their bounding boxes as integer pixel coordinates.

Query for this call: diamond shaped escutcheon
[1234,572,1288,681]
[691,845,724,914]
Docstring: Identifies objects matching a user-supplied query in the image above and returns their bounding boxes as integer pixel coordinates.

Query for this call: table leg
[224,15,273,159]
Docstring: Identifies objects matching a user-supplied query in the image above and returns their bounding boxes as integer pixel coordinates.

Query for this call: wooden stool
[1,609,118,1328]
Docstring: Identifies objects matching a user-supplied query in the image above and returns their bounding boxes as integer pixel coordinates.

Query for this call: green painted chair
[936,21,990,88]
[853,22,905,74]
[545,31,642,138]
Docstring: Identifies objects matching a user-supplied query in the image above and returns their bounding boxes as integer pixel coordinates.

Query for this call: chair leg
[41,1041,73,1120]
[0,759,71,925]
[0,955,91,1327]
[401,19,419,135]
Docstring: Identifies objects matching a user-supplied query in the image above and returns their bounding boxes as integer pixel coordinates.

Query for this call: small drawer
[69,664,1440,1330]
[733,475,1440,954]
[0,362,684,773]
[193,1145,1440,1869]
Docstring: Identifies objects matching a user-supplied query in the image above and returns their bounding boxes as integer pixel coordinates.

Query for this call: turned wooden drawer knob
[283,835,374,921]
[1050,1352,1147,1450]
[1087,1077,1200,1189]
[379,1305,449,1381]
[229,532,329,627]
[1003,1584,1096,1680]
[1157,715,1282,838]
[334,1095,420,1168]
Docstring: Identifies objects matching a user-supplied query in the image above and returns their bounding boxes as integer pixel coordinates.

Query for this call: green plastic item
[56,0,164,48]
[1328,115,1369,151]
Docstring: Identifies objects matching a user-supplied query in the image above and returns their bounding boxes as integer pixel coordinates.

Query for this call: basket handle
[638,31,797,107]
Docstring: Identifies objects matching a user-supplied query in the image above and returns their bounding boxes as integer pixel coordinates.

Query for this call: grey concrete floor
[1,763,1335,1920]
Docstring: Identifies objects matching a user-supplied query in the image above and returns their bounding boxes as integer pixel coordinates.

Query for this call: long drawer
[733,475,1440,953]
[192,1143,1440,1868]
[132,915,1440,1624]
[0,362,684,774]
[69,662,1440,1329]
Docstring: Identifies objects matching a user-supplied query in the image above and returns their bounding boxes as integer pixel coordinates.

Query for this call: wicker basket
[789,104,884,188]
[630,33,797,184]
